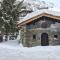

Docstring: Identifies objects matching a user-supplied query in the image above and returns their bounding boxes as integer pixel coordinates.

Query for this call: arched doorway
[41,33,49,46]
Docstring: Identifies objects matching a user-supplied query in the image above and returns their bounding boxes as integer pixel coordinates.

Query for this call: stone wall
[20,26,60,47]
[19,16,60,47]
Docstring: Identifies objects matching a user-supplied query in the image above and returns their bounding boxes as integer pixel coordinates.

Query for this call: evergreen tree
[0,0,25,41]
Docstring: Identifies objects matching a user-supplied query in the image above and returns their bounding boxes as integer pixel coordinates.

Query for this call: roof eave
[17,13,60,26]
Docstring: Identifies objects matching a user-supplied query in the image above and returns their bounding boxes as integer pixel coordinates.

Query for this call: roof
[17,9,60,26]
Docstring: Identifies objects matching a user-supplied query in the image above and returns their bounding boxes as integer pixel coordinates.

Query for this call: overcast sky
[42,0,60,8]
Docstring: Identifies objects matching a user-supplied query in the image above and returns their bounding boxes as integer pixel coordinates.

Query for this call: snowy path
[0,40,60,60]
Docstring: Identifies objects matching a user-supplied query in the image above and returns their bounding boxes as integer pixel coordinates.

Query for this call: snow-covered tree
[0,0,25,41]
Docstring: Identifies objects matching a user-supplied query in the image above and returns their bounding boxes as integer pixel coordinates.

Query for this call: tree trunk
[5,34,8,41]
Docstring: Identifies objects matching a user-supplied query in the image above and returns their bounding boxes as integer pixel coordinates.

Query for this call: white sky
[41,0,60,8]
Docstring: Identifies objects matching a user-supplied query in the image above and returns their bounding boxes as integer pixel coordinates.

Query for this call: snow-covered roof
[18,8,60,25]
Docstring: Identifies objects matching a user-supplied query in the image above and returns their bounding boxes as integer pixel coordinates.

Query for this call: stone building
[17,10,60,47]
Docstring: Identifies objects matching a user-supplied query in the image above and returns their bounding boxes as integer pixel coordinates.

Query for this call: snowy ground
[0,40,60,60]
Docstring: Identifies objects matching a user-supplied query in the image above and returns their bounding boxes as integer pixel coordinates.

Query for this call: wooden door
[41,33,49,46]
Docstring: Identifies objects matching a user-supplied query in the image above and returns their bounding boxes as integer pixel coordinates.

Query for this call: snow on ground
[0,40,60,60]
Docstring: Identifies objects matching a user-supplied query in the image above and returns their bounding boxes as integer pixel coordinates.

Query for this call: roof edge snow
[17,10,60,27]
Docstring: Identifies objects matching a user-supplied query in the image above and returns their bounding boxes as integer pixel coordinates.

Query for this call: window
[54,35,58,38]
[33,34,36,39]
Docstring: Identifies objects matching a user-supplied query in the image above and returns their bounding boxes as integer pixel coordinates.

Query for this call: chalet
[17,9,60,47]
